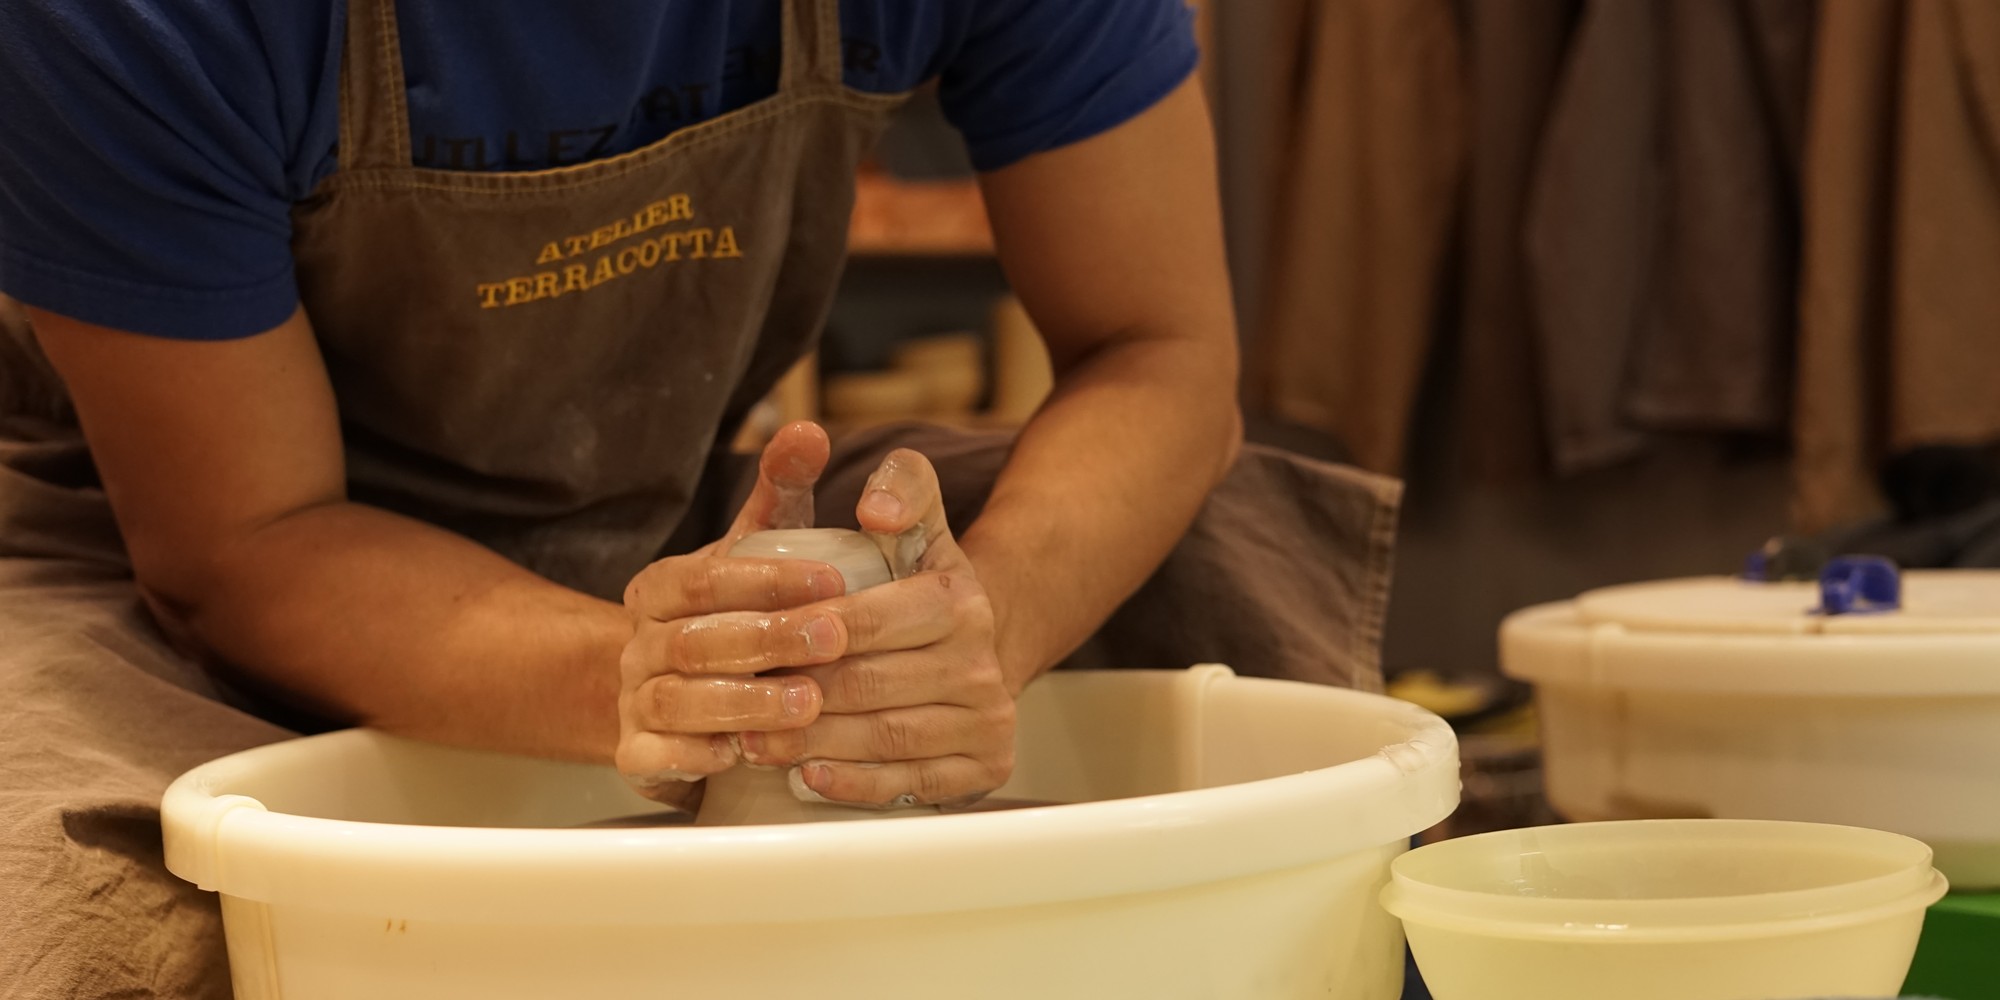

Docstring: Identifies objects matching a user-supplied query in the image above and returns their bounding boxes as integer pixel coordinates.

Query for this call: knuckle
[615,743,665,780]
[643,675,687,728]
[875,714,919,760]
[664,622,698,671]
[986,749,1016,790]
[955,588,995,630]
[614,745,657,782]
[842,601,884,649]
[679,561,723,610]
[967,650,1005,687]
[757,729,807,765]
[913,764,950,804]
[832,661,880,709]
[960,652,1007,700]
[617,637,654,685]
[616,733,716,783]
[746,560,783,607]
[761,613,804,663]
[979,695,1017,733]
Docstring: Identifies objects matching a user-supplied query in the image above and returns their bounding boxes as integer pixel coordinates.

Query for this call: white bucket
[1502,571,2000,888]
[163,667,1458,1000]
[1382,819,1947,1000]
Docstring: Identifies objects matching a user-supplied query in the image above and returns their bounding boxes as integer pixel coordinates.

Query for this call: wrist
[960,527,1057,697]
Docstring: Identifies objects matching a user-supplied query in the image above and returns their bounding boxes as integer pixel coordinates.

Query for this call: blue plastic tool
[1817,555,1903,615]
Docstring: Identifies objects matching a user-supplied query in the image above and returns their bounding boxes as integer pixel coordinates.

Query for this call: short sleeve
[937,0,1198,172]
[0,1,338,340]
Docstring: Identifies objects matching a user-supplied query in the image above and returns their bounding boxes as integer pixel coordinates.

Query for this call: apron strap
[335,0,413,172]
[780,0,846,91]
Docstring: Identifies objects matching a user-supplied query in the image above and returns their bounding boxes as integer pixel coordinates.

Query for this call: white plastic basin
[163,666,1459,1000]
[1503,571,2000,888]
[1382,819,1948,1000]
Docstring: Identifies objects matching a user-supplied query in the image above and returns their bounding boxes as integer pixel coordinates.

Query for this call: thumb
[855,448,964,577]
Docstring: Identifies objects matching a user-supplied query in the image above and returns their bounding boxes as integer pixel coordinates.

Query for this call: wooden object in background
[987,295,1054,426]
[822,370,933,426]
[824,331,990,432]
[892,333,985,416]
[739,295,1050,445]
[731,351,819,451]
[773,350,819,424]
[848,168,996,256]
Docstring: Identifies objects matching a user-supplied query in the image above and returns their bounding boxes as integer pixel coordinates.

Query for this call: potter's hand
[615,423,842,801]
[744,448,1016,807]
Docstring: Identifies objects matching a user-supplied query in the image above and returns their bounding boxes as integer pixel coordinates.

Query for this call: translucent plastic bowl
[1381,820,1947,1000]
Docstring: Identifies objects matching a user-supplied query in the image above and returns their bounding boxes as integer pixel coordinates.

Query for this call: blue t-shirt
[0,0,1196,341]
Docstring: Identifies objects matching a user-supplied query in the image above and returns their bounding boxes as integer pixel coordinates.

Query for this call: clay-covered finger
[624,556,844,623]
[854,448,965,576]
[721,421,830,543]
[626,609,849,681]
[782,646,992,714]
[628,673,822,734]
[820,572,961,655]
[740,703,998,767]
[616,730,738,801]
[797,755,1005,808]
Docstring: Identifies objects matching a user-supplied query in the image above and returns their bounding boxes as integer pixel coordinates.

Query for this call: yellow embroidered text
[533,195,694,265]
[477,203,744,309]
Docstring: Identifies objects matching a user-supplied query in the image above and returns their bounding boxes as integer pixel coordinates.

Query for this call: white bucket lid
[1575,571,2000,636]
[1502,571,2000,695]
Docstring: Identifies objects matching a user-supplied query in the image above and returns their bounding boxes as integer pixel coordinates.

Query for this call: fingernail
[809,567,845,600]
[740,731,767,758]
[789,766,832,803]
[802,761,831,792]
[861,488,904,522]
[803,615,839,658]
[782,680,816,717]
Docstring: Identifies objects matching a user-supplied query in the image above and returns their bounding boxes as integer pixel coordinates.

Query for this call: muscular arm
[28,306,627,762]
[965,77,1243,692]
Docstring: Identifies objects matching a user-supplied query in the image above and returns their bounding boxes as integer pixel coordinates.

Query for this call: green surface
[1904,893,2000,1000]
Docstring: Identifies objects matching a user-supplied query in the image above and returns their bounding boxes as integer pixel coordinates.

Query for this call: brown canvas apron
[293,0,903,599]
[0,0,1402,992]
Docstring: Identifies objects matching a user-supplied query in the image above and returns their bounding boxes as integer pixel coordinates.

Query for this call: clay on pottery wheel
[694,528,939,825]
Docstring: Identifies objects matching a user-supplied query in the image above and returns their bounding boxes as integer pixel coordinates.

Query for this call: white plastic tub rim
[1381,819,1949,944]
[163,667,1461,927]
[1501,573,2000,697]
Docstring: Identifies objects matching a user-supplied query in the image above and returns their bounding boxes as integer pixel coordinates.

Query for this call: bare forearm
[965,77,1242,691]
[168,502,627,762]
[960,332,1240,692]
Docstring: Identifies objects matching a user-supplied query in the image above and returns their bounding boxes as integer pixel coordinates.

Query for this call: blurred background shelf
[848,171,994,258]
